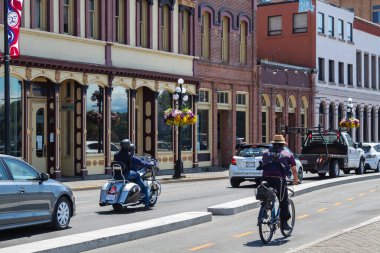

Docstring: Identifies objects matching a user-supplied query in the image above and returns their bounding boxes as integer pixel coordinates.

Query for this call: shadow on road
[96,206,153,215]
[0,225,73,243]
[245,237,290,248]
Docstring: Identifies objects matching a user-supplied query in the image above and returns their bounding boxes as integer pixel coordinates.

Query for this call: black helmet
[120,139,131,149]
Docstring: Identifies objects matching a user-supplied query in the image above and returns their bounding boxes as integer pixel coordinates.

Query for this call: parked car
[229,144,304,188]
[86,141,120,155]
[362,143,380,173]
[157,141,172,152]
[0,155,76,231]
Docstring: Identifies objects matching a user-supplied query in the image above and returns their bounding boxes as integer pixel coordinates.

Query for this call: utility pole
[4,0,11,155]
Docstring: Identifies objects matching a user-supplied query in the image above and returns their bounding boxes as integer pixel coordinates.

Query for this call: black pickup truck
[298,129,366,178]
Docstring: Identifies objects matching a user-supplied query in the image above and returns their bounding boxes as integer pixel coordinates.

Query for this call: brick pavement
[292,218,380,253]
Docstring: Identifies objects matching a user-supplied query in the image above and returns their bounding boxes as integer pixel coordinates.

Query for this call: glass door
[31,101,47,172]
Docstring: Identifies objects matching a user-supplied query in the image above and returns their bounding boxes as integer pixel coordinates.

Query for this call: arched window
[115,0,125,43]
[86,84,104,153]
[363,107,368,142]
[89,0,99,39]
[181,9,190,55]
[111,86,129,149]
[201,12,210,59]
[261,95,269,143]
[371,107,376,142]
[319,102,324,128]
[157,90,173,152]
[239,21,247,65]
[221,16,230,63]
[338,104,344,123]
[0,77,22,157]
[160,4,171,51]
[35,0,48,30]
[140,0,149,48]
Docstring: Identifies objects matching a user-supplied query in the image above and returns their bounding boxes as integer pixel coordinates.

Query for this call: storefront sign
[61,103,75,111]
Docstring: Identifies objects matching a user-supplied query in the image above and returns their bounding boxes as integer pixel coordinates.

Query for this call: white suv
[229,144,303,188]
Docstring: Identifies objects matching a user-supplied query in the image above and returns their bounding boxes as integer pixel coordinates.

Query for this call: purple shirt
[262,148,296,178]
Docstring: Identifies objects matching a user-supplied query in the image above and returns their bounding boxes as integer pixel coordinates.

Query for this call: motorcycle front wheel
[112,204,124,211]
[149,189,159,207]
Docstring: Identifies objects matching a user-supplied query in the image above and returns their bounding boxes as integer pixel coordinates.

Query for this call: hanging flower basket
[339,118,360,129]
[164,108,197,127]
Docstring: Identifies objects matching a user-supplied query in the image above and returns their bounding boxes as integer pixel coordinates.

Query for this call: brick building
[194,0,257,167]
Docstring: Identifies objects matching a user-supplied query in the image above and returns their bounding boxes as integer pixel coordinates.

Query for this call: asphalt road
[85,178,380,253]
[0,171,370,249]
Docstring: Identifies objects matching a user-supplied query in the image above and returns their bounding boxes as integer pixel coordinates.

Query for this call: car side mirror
[40,173,49,182]
[358,142,362,148]
[353,143,358,149]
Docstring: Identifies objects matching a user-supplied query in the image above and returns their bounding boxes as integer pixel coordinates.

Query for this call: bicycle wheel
[258,206,274,244]
[281,198,295,237]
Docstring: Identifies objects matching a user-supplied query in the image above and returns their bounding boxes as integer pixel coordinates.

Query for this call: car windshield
[237,147,267,157]
[361,145,372,153]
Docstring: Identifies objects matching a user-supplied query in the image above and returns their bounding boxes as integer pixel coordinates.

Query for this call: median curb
[0,212,212,253]
[208,173,380,215]
[287,215,380,253]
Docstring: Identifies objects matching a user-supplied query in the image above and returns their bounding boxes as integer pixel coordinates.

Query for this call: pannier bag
[255,184,276,202]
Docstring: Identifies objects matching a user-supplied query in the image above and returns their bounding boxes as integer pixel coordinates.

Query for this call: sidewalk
[62,170,229,191]
[291,216,380,253]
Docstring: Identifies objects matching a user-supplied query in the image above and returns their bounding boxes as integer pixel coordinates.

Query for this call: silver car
[0,155,76,231]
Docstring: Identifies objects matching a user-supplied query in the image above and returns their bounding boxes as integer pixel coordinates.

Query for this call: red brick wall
[194,0,257,167]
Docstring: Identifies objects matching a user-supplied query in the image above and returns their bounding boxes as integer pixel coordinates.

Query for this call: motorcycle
[99,155,161,211]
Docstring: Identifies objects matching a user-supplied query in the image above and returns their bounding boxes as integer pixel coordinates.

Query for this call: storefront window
[181,94,192,151]
[0,77,23,157]
[197,109,209,151]
[86,84,104,154]
[111,86,129,150]
[157,90,173,152]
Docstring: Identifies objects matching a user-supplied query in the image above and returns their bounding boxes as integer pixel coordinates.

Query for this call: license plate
[106,194,116,201]
[301,160,308,165]
[246,162,255,167]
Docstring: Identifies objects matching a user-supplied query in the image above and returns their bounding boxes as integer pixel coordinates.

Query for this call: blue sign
[299,0,315,13]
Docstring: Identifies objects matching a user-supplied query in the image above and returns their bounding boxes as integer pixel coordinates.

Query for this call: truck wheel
[375,161,380,173]
[230,178,241,188]
[318,173,326,178]
[255,179,261,186]
[355,159,365,175]
[329,160,340,178]
[343,170,351,175]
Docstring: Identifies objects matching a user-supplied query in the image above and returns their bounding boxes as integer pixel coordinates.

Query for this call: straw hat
[271,135,287,144]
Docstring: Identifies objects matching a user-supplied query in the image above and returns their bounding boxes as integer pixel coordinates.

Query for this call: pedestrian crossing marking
[369,190,376,193]
[317,208,327,213]
[334,202,343,206]
[297,214,310,220]
[189,243,215,251]
[347,197,354,201]
[233,231,254,238]
[359,193,366,197]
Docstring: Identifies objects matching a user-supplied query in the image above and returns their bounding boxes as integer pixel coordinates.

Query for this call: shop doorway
[217,110,232,167]
[30,100,48,173]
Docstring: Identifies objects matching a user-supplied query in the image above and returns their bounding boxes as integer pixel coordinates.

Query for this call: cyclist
[261,135,299,231]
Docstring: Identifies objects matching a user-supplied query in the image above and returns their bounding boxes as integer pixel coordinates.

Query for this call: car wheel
[375,161,380,173]
[230,178,241,188]
[298,167,303,184]
[356,159,365,175]
[329,160,340,178]
[52,197,71,230]
[255,179,261,186]
[318,173,326,178]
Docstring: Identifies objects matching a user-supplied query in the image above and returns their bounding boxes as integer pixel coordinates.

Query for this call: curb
[287,215,380,253]
[0,212,212,253]
[68,176,228,191]
[208,173,380,215]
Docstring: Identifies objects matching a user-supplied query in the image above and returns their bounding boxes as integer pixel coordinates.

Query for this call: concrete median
[0,212,212,253]
[208,173,380,215]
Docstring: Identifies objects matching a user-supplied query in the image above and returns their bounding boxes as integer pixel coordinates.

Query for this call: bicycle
[256,181,295,244]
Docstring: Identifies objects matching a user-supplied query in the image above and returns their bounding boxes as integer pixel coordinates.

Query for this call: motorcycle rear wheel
[149,189,159,207]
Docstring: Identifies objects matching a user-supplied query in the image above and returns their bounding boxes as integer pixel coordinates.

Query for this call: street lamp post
[347,97,353,119]
[173,78,189,179]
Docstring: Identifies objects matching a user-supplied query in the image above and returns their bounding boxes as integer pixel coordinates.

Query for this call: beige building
[0,0,199,178]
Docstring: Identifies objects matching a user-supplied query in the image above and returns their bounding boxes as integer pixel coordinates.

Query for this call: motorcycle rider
[114,139,150,208]
[261,135,299,231]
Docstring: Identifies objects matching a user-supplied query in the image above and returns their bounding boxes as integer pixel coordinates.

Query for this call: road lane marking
[189,243,215,251]
[317,208,327,213]
[347,197,355,201]
[334,202,343,206]
[297,214,310,220]
[359,193,366,197]
[369,189,376,193]
[233,231,254,238]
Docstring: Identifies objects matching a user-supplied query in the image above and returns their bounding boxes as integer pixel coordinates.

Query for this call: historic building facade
[194,0,257,167]
[0,0,200,178]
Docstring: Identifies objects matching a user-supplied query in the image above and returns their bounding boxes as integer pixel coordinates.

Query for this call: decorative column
[324,104,329,130]
[130,89,137,145]
[23,80,31,163]
[53,83,61,179]
[81,85,88,177]
[212,82,218,166]
[192,87,199,168]
[367,108,372,142]
[359,107,364,142]
[334,106,339,130]
[104,84,113,174]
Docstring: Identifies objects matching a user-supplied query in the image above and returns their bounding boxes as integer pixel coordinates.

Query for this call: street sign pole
[4,0,11,155]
